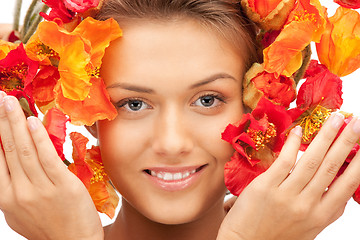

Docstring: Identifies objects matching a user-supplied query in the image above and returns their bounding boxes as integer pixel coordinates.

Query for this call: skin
[93,19,245,240]
[1,16,360,240]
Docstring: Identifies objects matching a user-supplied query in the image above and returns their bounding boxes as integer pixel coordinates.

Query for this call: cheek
[96,119,151,172]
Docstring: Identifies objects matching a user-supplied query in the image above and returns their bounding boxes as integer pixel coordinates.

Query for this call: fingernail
[27,116,39,132]
[292,126,303,137]
[3,96,14,112]
[0,91,6,106]
[352,117,360,134]
[330,112,344,129]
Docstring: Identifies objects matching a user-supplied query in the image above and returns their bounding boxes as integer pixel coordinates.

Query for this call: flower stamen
[89,159,108,184]
[246,122,277,151]
[299,104,332,142]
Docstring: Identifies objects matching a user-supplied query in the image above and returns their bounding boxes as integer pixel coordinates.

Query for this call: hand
[0,92,104,240]
[218,113,360,240]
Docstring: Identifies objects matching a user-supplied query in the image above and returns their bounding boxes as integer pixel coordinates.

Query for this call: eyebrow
[105,73,237,93]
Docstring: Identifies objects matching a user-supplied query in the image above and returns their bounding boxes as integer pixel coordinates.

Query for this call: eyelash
[191,93,226,107]
[115,93,226,113]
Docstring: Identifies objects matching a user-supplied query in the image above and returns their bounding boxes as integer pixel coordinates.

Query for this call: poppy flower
[316,7,360,77]
[27,17,122,101]
[224,152,269,196]
[68,132,119,218]
[334,0,360,9]
[241,0,297,30]
[43,108,69,161]
[41,0,75,24]
[63,0,100,13]
[263,0,326,77]
[0,44,38,116]
[26,17,122,125]
[55,77,117,126]
[0,40,18,60]
[288,60,343,146]
[222,97,293,164]
[243,63,296,109]
[31,65,60,112]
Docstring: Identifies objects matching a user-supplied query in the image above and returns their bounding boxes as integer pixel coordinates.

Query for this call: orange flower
[68,132,119,218]
[26,17,121,125]
[316,7,360,77]
[26,17,122,101]
[55,77,117,126]
[263,0,326,77]
[241,0,297,30]
[243,63,296,109]
[0,40,18,61]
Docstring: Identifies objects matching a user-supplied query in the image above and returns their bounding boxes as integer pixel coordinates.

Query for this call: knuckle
[340,134,357,147]
[324,161,341,176]
[304,157,319,172]
[291,203,311,220]
[345,178,360,193]
[15,192,34,206]
[19,144,33,158]
[2,139,16,153]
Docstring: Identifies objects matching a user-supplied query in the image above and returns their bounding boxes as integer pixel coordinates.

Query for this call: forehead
[100,19,245,89]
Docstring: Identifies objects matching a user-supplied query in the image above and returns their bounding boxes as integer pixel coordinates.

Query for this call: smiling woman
[1,1,360,240]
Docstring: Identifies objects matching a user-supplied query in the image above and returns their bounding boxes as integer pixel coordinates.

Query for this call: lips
[143,164,208,191]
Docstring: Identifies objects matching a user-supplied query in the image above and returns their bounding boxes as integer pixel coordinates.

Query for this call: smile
[145,165,205,181]
[143,164,208,191]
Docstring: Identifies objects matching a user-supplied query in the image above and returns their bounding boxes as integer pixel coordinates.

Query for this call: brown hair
[95,0,259,70]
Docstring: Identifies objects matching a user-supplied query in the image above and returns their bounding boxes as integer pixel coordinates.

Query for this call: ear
[85,122,98,139]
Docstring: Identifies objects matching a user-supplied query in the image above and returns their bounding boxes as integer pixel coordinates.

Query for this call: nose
[151,106,194,158]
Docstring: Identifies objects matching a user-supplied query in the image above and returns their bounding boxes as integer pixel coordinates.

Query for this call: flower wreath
[1,0,360,218]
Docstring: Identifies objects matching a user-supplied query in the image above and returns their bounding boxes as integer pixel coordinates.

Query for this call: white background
[0,0,360,239]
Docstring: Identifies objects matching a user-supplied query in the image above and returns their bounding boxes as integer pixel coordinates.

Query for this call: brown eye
[193,94,224,108]
[127,100,143,111]
[117,99,150,112]
[200,96,215,107]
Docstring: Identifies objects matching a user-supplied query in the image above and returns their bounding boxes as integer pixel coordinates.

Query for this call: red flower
[243,63,296,109]
[222,97,293,163]
[31,66,60,112]
[0,44,38,116]
[288,60,343,146]
[224,152,268,196]
[63,0,100,13]
[41,0,75,24]
[43,108,69,161]
[334,0,360,9]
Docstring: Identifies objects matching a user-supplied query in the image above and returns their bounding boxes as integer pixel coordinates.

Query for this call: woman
[1,1,360,239]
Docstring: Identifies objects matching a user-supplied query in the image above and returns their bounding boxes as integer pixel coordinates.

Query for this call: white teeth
[163,173,173,181]
[157,172,164,179]
[149,169,198,181]
[182,172,190,178]
[173,173,182,180]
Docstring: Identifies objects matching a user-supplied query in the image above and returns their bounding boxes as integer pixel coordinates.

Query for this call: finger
[281,113,344,193]
[304,117,360,197]
[262,126,302,186]
[1,96,49,185]
[321,149,360,211]
[27,116,69,185]
[0,95,28,184]
[0,92,10,190]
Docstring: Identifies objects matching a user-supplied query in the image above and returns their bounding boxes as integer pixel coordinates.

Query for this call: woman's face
[96,19,245,224]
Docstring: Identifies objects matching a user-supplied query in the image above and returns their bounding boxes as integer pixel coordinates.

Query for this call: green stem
[22,4,49,44]
[20,0,40,40]
[13,0,23,31]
